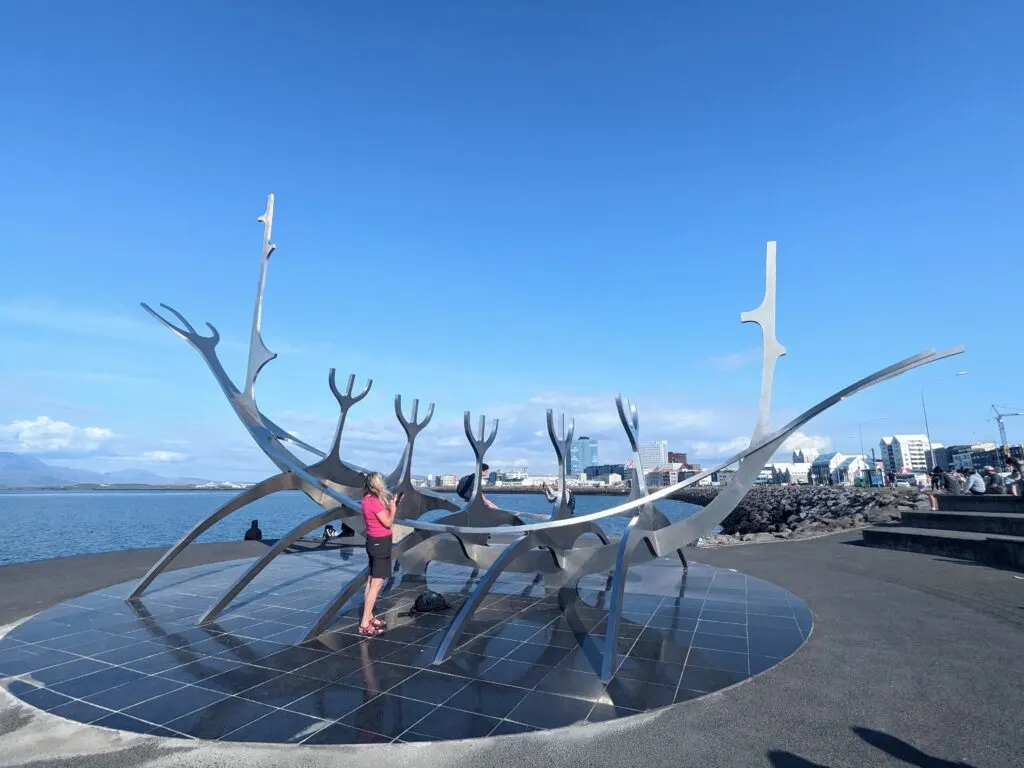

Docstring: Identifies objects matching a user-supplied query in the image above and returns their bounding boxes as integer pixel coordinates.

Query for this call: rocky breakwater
[673,485,931,546]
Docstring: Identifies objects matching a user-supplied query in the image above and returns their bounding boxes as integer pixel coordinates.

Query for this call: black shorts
[365,535,393,578]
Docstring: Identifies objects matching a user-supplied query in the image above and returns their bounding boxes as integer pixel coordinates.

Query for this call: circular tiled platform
[0,550,811,743]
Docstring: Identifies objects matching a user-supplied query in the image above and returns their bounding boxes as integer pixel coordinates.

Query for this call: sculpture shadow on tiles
[128,194,962,682]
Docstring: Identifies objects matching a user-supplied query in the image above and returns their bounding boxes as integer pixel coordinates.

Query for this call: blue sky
[0,2,1020,481]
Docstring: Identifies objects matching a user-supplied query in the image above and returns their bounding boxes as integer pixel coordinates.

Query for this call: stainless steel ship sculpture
[129,195,963,681]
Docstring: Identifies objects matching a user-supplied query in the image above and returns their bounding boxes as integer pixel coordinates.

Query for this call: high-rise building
[568,436,598,477]
[638,441,668,470]
[879,435,932,473]
[668,451,688,466]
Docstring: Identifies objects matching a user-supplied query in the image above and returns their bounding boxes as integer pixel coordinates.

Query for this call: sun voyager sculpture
[129,195,962,681]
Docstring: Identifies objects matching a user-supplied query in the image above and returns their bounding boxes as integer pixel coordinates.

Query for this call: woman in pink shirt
[359,472,399,636]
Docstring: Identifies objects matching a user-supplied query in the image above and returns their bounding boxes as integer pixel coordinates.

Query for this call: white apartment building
[638,441,668,469]
[879,435,932,473]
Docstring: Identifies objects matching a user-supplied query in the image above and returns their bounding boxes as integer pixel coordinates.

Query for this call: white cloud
[141,450,188,462]
[779,431,832,457]
[688,436,751,457]
[0,416,115,453]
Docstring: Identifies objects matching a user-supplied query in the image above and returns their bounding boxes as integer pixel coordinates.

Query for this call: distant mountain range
[0,452,214,487]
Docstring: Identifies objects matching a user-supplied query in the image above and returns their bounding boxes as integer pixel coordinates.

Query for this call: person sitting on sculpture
[541,479,576,513]
[456,464,499,509]
[243,520,262,541]
[322,524,338,541]
[359,471,400,637]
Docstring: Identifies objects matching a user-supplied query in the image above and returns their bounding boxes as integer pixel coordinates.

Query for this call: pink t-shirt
[361,495,392,539]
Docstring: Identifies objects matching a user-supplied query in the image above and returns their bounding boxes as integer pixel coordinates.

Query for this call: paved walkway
[1,532,1021,767]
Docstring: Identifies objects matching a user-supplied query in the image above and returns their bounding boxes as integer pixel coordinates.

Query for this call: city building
[568,437,599,477]
[638,441,668,469]
[879,435,932,473]
[668,451,688,466]
[950,443,1002,472]
[809,452,844,485]
[438,473,458,488]
[761,462,811,485]
[792,448,818,464]
[584,463,626,480]
[644,463,686,488]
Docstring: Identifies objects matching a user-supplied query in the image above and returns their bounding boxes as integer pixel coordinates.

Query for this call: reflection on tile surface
[2,554,810,743]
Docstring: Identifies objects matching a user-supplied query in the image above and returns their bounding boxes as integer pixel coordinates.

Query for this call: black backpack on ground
[456,473,475,501]
[413,590,450,613]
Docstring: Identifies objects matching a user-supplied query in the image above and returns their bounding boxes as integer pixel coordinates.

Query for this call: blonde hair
[363,472,393,506]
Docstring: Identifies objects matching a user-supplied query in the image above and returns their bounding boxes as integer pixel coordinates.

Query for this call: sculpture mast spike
[245,193,279,401]
[739,241,787,443]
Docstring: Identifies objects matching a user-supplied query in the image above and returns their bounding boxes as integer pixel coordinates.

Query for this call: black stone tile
[93,712,159,733]
[535,667,607,702]
[746,599,794,617]
[638,627,694,648]
[373,624,438,645]
[214,639,290,663]
[555,646,607,674]
[478,659,552,689]
[340,661,416,691]
[384,669,470,704]
[336,638,406,662]
[51,665,146,698]
[697,618,749,637]
[432,651,497,679]
[507,690,593,729]
[85,675,187,710]
[301,632,361,654]
[6,621,79,643]
[505,641,572,668]
[49,698,114,724]
[686,647,749,674]
[614,655,684,687]
[233,620,296,640]
[745,613,801,630]
[680,664,748,693]
[691,632,748,654]
[378,643,437,668]
[748,626,805,657]
[336,693,435,738]
[285,682,373,720]
[194,663,283,694]
[626,638,689,665]
[404,706,501,740]
[646,614,698,632]
[525,627,586,649]
[456,635,522,658]
[250,646,328,672]
[588,701,641,722]
[291,652,365,682]
[604,675,677,709]
[749,653,785,675]
[155,657,244,684]
[92,641,168,665]
[301,721,384,745]
[0,645,78,676]
[166,696,276,740]
[699,609,746,624]
[32,658,113,685]
[8,681,75,711]
[222,710,331,743]
[237,673,330,707]
[445,680,529,718]
[36,629,117,652]
[489,719,540,736]
[124,685,228,725]
[124,651,196,675]
[260,626,308,645]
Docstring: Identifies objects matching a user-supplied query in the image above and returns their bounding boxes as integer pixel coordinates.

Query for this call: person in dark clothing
[933,467,961,495]
[244,520,263,541]
[456,464,499,508]
[983,466,1006,495]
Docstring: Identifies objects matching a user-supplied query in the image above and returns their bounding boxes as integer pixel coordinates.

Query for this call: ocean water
[0,490,701,566]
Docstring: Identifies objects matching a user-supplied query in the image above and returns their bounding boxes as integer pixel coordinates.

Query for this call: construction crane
[991,405,1024,451]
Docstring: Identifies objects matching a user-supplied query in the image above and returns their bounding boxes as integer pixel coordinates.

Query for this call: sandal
[370,617,387,628]
[358,623,384,636]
